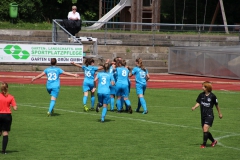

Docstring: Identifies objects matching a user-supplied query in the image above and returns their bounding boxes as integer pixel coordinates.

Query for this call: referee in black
[192,81,223,148]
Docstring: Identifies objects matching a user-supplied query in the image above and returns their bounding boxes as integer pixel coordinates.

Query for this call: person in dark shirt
[191,81,223,148]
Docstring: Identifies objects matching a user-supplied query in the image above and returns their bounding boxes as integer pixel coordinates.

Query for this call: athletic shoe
[135,109,139,112]
[47,112,51,117]
[51,109,54,114]
[200,144,206,148]
[2,151,6,154]
[211,140,217,147]
[128,106,133,114]
[96,103,100,113]
[110,110,114,112]
[142,110,148,114]
[100,120,104,123]
[90,108,95,111]
[84,105,89,112]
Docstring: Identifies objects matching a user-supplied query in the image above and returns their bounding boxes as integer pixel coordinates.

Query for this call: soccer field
[3,83,240,159]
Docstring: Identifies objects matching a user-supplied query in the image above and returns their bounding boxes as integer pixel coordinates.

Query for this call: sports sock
[139,97,147,111]
[208,132,214,142]
[110,97,115,110]
[120,97,124,110]
[137,98,141,111]
[101,107,107,121]
[83,96,88,105]
[117,99,122,111]
[2,135,8,153]
[203,132,209,146]
[48,100,56,113]
[125,99,131,107]
[91,96,95,108]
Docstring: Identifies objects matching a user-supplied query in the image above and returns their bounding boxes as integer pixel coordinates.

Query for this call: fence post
[104,23,107,46]
[198,26,201,47]
[239,26,240,45]
[152,23,156,47]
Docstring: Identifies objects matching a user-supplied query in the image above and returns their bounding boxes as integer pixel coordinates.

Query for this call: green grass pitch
[3,83,240,160]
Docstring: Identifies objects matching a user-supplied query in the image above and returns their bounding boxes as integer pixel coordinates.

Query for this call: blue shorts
[98,93,110,105]
[115,83,129,97]
[47,87,60,98]
[82,82,94,92]
[136,83,146,95]
[110,85,116,95]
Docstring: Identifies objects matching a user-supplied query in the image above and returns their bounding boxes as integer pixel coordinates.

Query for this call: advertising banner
[0,44,83,63]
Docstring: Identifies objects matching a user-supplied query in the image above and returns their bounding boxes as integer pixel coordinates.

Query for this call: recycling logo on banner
[3,45,30,59]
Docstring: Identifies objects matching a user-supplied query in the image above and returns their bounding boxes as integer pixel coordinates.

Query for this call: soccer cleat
[90,108,95,111]
[2,151,6,154]
[47,112,51,117]
[83,105,89,112]
[128,106,133,114]
[211,140,217,147]
[96,103,100,113]
[135,109,139,112]
[200,144,206,148]
[51,109,54,114]
[142,110,148,114]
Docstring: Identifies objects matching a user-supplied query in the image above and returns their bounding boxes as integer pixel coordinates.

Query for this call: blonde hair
[1,82,9,96]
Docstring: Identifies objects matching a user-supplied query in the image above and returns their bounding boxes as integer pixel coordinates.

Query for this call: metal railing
[78,21,240,47]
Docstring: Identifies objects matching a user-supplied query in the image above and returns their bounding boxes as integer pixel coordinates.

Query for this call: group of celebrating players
[32,57,150,123]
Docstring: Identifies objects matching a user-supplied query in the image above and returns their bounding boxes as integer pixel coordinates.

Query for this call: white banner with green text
[0,44,83,63]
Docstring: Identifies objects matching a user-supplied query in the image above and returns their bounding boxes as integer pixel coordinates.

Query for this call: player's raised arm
[62,72,79,78]
[32,72,45,82]
[71,61,82,68]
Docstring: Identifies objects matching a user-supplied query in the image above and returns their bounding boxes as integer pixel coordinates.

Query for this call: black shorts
[201,116,214,127]
[0,114,12,132]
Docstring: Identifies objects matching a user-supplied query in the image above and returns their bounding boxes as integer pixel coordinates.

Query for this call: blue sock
[48,100,56,113]
[83,96,88,105]
[110,97,115,110]
[101,107,107,121]
[91,96,95,108]
[117,99,122,111]
[140,97,147,111]
[121,97,124,109]
[125,99,131,107]
[137,98,141,111]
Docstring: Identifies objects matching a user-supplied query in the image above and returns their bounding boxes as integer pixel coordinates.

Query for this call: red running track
[0,72,240,91]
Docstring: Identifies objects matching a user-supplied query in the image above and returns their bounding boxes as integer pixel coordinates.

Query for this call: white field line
[215,134,240,151]
[20,103,240,151]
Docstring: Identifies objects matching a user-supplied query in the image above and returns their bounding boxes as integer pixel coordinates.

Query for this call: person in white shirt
[68,6,80,20]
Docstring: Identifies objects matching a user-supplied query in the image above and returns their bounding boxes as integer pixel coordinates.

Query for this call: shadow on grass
[96,119,115,123]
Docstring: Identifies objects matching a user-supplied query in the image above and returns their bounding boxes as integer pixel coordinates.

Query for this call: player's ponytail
[136,58,146,71]
[1,82,8,97]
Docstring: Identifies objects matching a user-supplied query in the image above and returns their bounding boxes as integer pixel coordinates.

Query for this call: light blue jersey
[44,66,64,98]
[82,65,98,92]
[44,66,64,88]
[115,67,130,97]
[115,67,129,85]
[109,65,117,95]
[97,72,115,94]
[132,66,148,85]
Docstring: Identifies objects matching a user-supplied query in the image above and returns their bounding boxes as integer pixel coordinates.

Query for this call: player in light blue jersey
[94,63,115,122]
[129,58,150,114]
[71,58,108,112]
[32,58,78,116]
[115,59,132,114]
